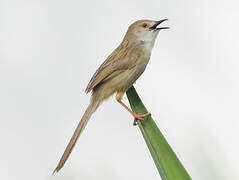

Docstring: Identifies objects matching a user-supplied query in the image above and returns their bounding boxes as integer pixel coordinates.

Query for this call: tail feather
[53,95,100,173]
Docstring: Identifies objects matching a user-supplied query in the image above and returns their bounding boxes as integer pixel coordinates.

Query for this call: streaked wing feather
[85,41,142,93]
[85,60,116,93]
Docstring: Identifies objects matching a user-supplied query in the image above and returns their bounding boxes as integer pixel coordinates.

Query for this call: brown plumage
[54,19,168,173]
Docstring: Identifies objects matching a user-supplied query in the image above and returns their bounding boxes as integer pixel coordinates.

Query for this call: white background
[1,0,239,179]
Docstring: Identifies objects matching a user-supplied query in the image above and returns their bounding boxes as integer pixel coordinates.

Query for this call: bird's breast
[135,53,150,75]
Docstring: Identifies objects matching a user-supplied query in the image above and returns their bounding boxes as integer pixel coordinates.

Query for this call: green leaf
[126,86,191,180]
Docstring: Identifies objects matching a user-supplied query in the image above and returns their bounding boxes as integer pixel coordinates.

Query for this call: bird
[53,19,168,173]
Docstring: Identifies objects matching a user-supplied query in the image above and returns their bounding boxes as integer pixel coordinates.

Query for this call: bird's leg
[116,91,151,125]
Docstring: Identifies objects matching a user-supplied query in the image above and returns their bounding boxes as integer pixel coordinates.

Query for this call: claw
[132,112,151,126]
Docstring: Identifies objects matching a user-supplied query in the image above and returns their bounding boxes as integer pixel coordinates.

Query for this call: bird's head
[124,19,169,46]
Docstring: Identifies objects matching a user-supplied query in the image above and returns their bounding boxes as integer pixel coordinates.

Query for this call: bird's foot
[133,112,151,126]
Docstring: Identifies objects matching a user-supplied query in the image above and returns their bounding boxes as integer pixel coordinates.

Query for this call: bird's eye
[142,23,148,28]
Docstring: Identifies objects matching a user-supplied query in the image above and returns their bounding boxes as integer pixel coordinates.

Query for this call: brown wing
[85,41,143,93]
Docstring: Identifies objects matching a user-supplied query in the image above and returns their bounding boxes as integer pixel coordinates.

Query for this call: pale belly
[120,57,150,90]
[97,56,150,99]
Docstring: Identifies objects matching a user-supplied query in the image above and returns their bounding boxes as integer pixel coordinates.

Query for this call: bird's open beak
[150,19,169,31]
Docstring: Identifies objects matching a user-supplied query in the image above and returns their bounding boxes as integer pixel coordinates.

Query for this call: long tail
[53,93,101,173]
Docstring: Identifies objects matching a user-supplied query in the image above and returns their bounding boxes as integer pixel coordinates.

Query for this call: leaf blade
[126,86,191,180]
